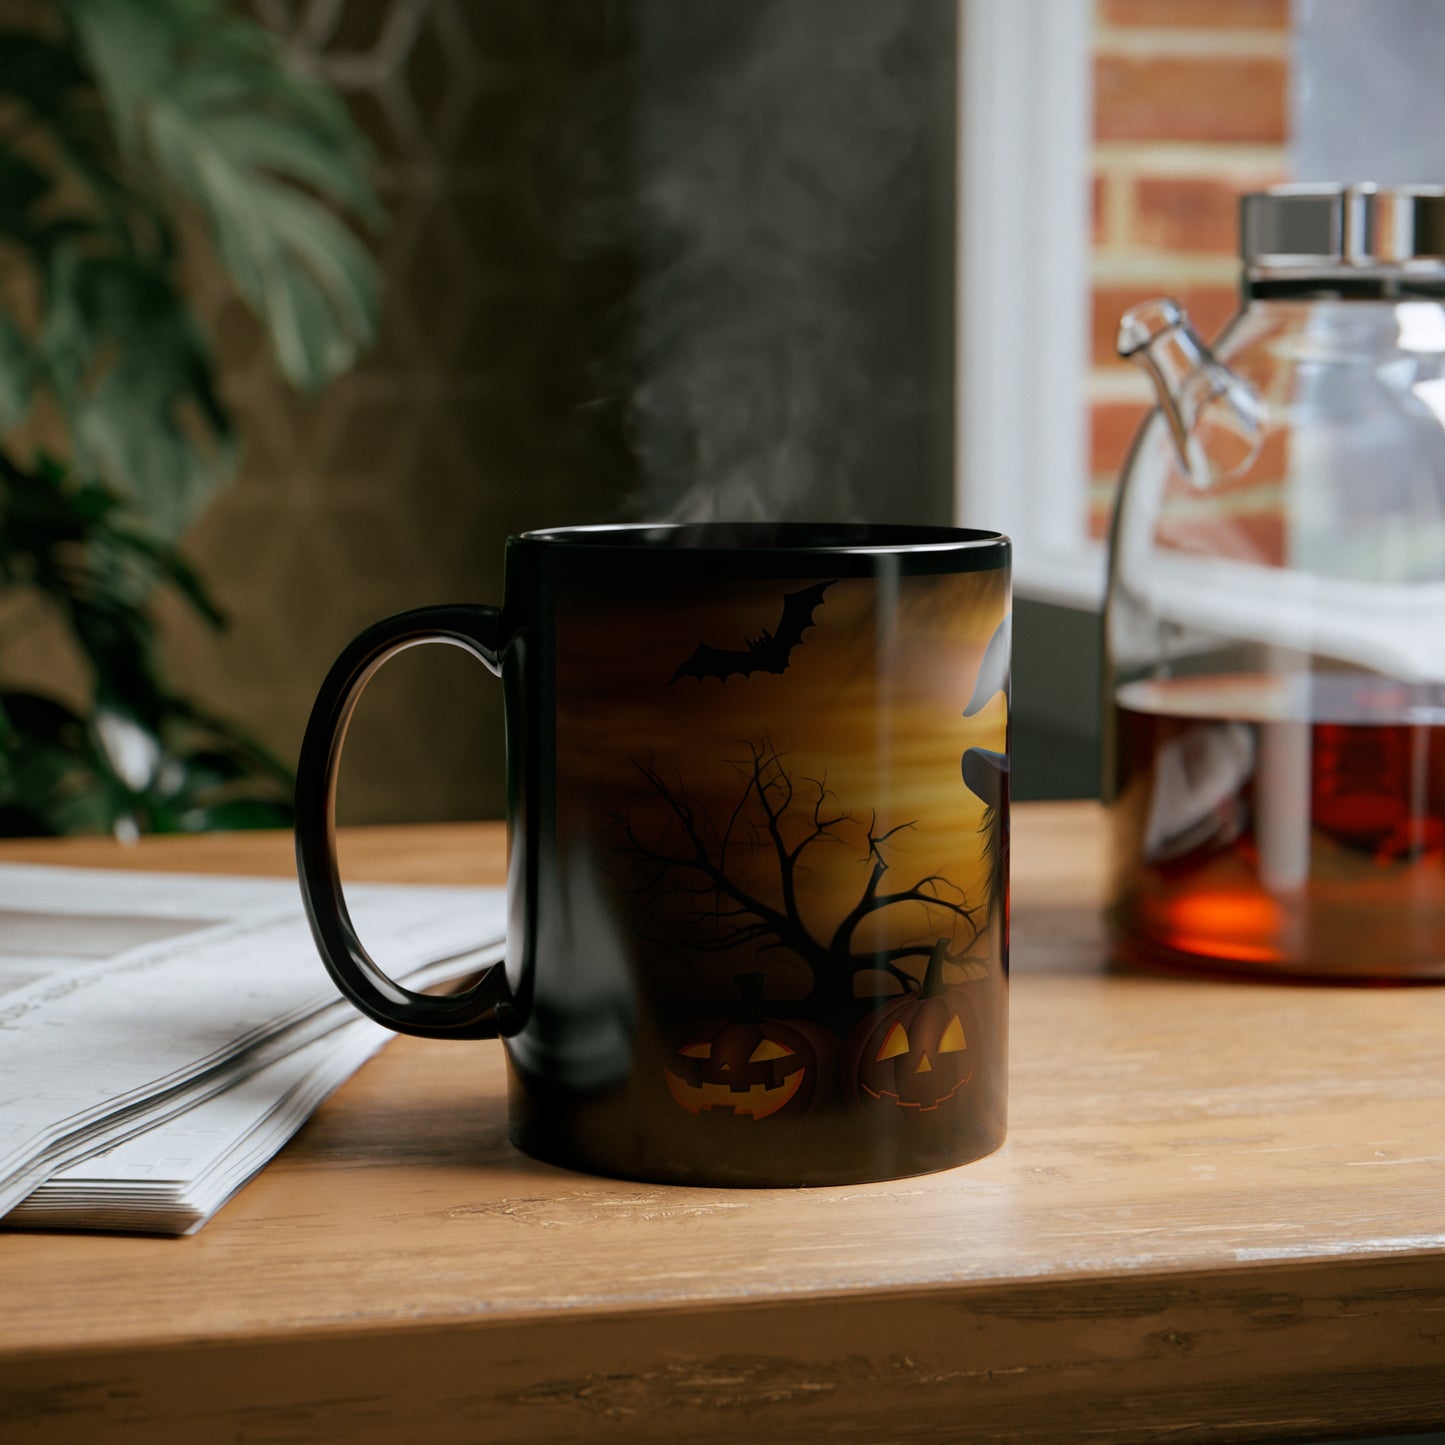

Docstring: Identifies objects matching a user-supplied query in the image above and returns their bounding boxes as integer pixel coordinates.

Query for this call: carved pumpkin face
[665,1015,818,1120]
[849,989,980,1111]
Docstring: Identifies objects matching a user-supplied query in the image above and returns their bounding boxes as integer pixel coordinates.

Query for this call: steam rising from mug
[562,1,949,523]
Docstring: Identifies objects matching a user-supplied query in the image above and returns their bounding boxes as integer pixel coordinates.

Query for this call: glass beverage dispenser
[1106,185,1445,981]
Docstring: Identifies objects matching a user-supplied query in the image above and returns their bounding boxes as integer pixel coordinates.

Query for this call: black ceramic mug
[296,523,1011,1186]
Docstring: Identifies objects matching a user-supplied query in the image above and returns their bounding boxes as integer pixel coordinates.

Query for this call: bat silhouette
[670,580,836,683]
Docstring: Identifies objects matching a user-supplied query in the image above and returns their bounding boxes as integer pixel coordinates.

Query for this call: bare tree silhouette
[605,740,986,1011]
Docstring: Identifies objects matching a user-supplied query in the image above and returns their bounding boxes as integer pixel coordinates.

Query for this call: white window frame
[955,0,1104,610]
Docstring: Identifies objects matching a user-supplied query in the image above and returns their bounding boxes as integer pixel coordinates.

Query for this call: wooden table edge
[5,1250,1444,1442]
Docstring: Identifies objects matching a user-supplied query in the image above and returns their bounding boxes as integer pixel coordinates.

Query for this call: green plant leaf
[66,0,382,392]
[0,31,91,131]
[37,248,235,535]
[0,2,357,838]
[0,28,147,248]
[55,1,176,153]
[0,151,52,244]
[106,525,225,627]
[0,451,222,727]
[0,689,117,836]
[0,315,31,429]
[0,679,296,838]
[162,694,295,786]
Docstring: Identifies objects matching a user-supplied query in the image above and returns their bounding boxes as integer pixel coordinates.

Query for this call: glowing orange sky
[555,568,1009,998]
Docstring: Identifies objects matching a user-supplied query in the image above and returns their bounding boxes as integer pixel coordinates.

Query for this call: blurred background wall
[154,0,959,825]
[60,0,1440,826]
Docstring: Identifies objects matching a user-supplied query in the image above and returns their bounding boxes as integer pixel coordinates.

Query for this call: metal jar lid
[1241,184,1445,273]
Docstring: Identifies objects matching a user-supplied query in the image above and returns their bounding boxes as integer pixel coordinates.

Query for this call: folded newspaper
[0,863,505,1235]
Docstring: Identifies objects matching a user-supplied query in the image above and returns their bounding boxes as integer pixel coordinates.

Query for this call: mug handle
[295,605,509,1039]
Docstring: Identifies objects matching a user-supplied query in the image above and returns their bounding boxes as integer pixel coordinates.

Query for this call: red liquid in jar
[1109,674,1445,980]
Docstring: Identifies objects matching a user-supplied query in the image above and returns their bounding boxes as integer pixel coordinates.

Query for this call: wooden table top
[2,802,1443,1444]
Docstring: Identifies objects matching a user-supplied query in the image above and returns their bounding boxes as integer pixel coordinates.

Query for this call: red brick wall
[1088,0,1290,538]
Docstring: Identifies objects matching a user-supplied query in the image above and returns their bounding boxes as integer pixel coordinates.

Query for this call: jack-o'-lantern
[846,939,981,1111]
[665,975,824,1120]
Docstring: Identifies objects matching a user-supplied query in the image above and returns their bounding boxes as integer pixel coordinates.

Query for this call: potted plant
[0,0,381,835]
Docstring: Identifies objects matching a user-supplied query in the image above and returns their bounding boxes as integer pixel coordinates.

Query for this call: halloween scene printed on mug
[554,567,1010,1171]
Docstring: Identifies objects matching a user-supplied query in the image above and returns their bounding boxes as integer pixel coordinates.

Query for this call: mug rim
[514,522,1009,556]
